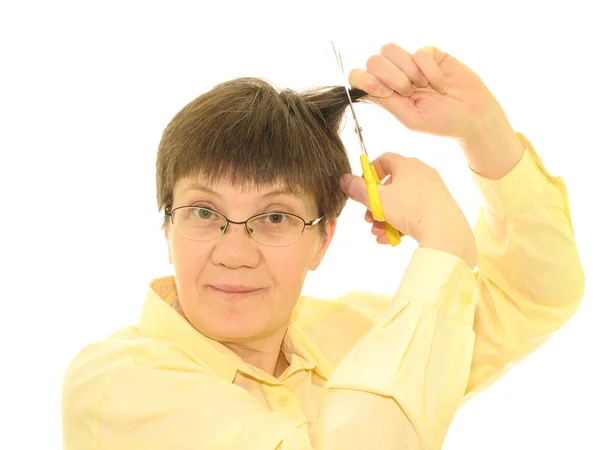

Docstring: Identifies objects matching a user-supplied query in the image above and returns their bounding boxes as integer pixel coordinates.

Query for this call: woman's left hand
[349,43,501,140]
[349,43,524,180]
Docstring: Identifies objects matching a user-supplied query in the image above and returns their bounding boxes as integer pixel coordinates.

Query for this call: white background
[1,1,598,449]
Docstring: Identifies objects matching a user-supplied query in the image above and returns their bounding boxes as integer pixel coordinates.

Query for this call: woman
[62,43,584,449]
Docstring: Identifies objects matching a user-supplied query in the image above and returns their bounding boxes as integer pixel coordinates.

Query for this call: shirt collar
[137,276,332,382]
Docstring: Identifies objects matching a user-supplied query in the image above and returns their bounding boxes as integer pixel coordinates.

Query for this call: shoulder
[65,326,186,373]
[61,328,252,449]
[62,326,214,412]
[291,291,393,368]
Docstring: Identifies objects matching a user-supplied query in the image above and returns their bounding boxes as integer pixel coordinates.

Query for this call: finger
[412,46,448,94]
[340,151,407,209]
[376,234,390,245]
[370,159,395,184]
[348,68,395,98]
[380,43,429,87]
[370,152,409,180]
[340,173,370,208]
[367,90,425,131]
[364,209,374,223]
[370,222,386,236]
[365,55,415,96]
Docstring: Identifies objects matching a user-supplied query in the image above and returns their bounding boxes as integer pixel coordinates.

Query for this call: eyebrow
[180,183,301,200]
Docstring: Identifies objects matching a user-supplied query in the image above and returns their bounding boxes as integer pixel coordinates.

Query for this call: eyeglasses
[165,206,324,247]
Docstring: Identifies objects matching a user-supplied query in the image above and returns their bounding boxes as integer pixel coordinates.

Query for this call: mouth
[209,285,264,300]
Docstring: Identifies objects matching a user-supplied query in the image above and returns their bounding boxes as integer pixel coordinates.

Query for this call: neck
[223,327,290,378]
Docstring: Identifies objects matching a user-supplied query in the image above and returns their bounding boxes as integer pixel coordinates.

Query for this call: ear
[308,219,337,271]
[164,224,173,265]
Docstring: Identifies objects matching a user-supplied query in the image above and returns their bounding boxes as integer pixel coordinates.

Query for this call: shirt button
[462,295,471,305]
[278,396,289,406]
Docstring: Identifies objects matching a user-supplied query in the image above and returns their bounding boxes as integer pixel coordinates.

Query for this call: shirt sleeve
[319,248,477,450]
[462,131,585,400]
[335,132,585,409]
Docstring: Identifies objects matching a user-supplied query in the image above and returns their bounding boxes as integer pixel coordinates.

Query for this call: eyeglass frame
[164,205,325,247]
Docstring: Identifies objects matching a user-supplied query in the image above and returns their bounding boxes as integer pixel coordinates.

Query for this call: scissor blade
[330,40,369,157]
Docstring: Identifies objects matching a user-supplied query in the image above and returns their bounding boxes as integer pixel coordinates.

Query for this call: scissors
[331,41,402,246]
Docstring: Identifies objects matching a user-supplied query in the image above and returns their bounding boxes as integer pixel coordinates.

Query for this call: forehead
[173,175,317,211]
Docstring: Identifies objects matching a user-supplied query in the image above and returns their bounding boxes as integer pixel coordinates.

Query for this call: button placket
[270,385,301,417]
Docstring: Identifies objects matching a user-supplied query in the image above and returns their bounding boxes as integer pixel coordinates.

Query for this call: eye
[193,207,219,220]
[262,213,289,224]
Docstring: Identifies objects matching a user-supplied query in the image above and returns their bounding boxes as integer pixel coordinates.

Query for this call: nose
[210,221,261,269]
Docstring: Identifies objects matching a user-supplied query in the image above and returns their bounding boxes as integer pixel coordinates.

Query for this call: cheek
[266,247,313,295]
[171,234,210,279]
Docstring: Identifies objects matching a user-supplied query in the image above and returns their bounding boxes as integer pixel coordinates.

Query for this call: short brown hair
[155,77,371,234]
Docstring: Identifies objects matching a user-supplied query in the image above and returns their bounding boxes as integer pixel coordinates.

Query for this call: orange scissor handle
[359,154,402,246]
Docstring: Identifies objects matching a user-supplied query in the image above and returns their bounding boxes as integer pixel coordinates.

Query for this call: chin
[188,307,273,344]
[205,322,263,342]
[180,287,288,343]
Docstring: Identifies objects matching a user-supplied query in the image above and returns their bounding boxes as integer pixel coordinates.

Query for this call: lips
[210,284,262,293]
[208,284,264,301]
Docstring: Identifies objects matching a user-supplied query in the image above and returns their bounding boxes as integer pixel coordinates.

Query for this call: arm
[462,132,585,399]
[317,248,476,450]
[342,41,585,407]
[336,133,585,405]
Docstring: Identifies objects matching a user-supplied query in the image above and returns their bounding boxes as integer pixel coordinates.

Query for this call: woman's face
[164,176,336,344]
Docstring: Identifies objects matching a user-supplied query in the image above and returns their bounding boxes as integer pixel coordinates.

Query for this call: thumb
[340,174,370,208]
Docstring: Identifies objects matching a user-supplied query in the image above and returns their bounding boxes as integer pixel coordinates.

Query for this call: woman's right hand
[340,152,478,268]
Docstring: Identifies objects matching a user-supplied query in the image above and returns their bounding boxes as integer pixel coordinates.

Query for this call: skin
[164,178,336,377]
[348,43,525,181]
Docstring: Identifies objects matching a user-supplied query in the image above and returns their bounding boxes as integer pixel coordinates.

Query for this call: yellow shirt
[62,132,585,450]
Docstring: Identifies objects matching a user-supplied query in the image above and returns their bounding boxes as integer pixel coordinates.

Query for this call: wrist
[458,105,525,180]
[419,214,477,268]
